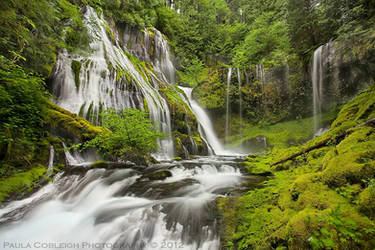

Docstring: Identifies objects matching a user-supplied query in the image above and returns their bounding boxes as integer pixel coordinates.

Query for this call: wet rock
[143,170,172,181]
[242,136,268,153]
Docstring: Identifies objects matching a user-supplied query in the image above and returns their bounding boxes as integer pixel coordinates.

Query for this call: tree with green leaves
[80,109,165,161]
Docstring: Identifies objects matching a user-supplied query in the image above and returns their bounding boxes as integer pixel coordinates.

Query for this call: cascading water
[225,68,232,142]
[179,87,230,155]
[0,156,266,250]
[312,46,324,132]
[51,7,174,160]
[237,68,243,144]
[311,41,340,136]
[311,42,335,135]
[255,65,265,87]
[46,145,55,177]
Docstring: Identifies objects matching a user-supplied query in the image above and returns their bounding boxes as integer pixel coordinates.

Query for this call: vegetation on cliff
[76,108,164,163]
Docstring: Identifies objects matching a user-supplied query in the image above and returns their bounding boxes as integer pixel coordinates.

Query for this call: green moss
[0,165,46,204]
[232,108,339,149]
[216,197,241,249]
[222,84,375,249]
[46,101,103,141]
[71,60,82,90]
[358,182,375,218]
[90,161,109,168]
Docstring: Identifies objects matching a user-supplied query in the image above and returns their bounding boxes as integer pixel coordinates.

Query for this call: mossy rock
[90,161,109,168]
[144,170,172,181]
[71,60,82,90]
[0,165,47,204]
[358,186,375,218]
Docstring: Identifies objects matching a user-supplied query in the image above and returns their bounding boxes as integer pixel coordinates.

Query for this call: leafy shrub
[79,109,165,160]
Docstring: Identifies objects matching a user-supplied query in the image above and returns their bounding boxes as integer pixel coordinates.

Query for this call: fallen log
[271,118,375,167]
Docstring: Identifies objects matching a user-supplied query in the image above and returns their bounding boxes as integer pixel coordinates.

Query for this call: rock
[90,161,109,168]
[242,136,268,153]
[143,170,172,181]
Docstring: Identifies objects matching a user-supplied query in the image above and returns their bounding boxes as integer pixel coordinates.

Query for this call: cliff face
[49,6,208,160]
[192,31,375,141]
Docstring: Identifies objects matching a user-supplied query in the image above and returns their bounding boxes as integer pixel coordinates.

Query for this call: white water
[312,46,324,132]
[311,42,335,132]
[46,145,55,177]
[179,87,232,155]
[237,68,243,145]
[255,64,265,85]
[51,7,174,160]
[0,156,256,250]
[225,68,232,142]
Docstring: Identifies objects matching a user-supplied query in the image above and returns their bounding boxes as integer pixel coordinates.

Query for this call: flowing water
[179,87,233,156]
[0,156,265,250]
[311,42,335,133]
[51,7,174,160]
[225,68,232,142]
[237,69,243,145]
[0,6,267,249]
[312,46,324,132]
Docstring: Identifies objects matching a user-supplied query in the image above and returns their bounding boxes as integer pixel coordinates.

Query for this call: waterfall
[62,142,84,166]
[152,29,176,84]
[225,68,232,142]
[46,145,54,177]
[256,64,265,85]
[237,68,243,144]
[179,87,230,155]
[311,41,336,133]
[51,7,174,160]
[312,45,324,132]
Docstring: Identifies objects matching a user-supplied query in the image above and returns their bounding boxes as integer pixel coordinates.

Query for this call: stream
[0,156,265,250]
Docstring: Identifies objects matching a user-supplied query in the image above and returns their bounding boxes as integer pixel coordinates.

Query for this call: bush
[79,108,165,160]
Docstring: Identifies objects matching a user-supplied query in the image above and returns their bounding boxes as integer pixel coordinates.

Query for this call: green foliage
[79,109,164,160]
[0,0,91,76]
[0,58,48,172]
[233,12,290,68]
[0,165,46,204]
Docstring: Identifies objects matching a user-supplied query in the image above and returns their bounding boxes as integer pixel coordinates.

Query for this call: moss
[0,165,46,204]
[358,184,375,218]
[216,197,241,249]
[90,161,109,168]
[86,101,94,121]
[146,170,172,181]
[46,101,103,141]
[71,60,82,90]
[222,84,375,249]
[172,157,182,161]
[231,108,339,149]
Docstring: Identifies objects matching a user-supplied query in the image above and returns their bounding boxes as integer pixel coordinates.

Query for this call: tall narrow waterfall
[237,68,243,144]
[225,68,232,142]
[179,87,228,155]
[312,46,324,132]
[311,42,336,133]
[51,7,174,159]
